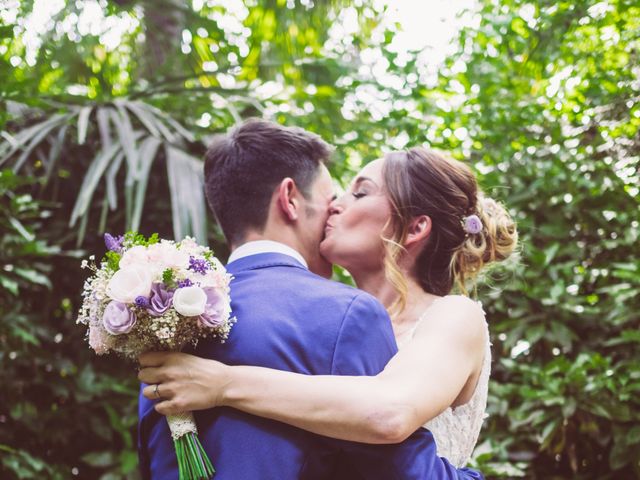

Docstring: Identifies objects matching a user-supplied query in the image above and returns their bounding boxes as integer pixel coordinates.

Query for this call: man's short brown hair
[204,119,333,245]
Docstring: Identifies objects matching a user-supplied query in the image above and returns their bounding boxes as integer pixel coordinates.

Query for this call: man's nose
[328,197,344,215]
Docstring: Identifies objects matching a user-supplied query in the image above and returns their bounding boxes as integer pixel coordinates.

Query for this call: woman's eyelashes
[352,191,367,199]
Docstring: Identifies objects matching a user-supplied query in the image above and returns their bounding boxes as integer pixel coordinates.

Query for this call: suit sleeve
[327,293,485,480]
[330,292,397,376]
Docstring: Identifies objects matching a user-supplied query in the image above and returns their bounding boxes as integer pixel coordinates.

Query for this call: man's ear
[276,177,300,221]
[405,215,432,248]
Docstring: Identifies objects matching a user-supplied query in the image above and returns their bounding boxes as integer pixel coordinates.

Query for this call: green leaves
[0,170,57,299]
[165,145,207,243]
[1,100,207,245]
[0,2,388,479]
[460,1,640,476]
[1,0,638,478]
[0,445,57,479]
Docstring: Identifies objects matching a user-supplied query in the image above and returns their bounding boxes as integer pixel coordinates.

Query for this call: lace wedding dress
[399,295,491,468]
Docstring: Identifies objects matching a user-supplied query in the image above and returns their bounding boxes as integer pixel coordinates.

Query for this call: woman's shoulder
[416,294,487,342]
[426,294,485,319]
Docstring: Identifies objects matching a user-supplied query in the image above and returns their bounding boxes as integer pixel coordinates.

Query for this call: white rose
[118,245,149,269]
[166,249,190,269]
[179,237,199,251]
[145,243,172,272]
[172,286,207,317]
[209,257,225,271]
[198,270,229,289]
[146,243,167,264]
[106,264,153,303]
[149,242,190,269]
[197,271,216,288]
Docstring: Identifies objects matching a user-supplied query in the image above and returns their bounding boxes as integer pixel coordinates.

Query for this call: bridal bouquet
[77,232,234,480]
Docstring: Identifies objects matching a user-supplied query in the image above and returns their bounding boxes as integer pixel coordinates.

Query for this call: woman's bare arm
[139,296,486,444]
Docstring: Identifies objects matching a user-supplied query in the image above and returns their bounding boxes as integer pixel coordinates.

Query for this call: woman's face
[320,158,393,273]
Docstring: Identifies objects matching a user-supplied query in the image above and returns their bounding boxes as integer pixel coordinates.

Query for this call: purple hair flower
[147,283,174,317]
[188,256,210,275]
[178,278,193,288]
[463,214,483,235]
[104,233,124,253]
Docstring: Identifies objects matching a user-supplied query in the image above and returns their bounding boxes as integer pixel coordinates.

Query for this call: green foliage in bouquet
[162,269,177,291]
[124,232,160,248]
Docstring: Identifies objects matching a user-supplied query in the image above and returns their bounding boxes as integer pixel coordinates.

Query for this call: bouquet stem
[168,412,215,480]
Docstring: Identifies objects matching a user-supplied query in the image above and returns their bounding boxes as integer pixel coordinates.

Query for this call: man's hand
[138,352,230,415]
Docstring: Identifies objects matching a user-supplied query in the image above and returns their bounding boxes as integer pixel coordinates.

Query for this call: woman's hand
[138,352,231,415]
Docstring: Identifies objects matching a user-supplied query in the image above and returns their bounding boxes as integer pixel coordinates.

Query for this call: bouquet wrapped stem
[168,412,215,480]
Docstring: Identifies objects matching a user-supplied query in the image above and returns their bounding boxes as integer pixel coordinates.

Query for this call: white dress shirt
[227,240,308,269]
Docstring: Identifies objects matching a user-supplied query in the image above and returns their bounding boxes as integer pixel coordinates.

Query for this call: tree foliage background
[1,0,638,478]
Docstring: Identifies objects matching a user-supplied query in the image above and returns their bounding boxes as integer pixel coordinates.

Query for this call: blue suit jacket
[138,253,483,479]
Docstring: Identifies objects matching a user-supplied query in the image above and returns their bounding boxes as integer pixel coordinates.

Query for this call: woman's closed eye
[352,191,367,199]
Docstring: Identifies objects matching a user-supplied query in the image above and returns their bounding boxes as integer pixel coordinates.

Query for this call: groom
[137,119,483,479]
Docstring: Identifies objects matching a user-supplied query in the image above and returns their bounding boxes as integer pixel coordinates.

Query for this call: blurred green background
[1,0,638,478]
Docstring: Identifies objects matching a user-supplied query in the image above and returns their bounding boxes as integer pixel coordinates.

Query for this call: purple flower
[178,278,193,288]
[199,287,227,328]
[104,233,124,253]
[147,283,174,317]
[102,301,136,335]
[188,256,210,275]
[135,296,149,308]
[463,214,483,235]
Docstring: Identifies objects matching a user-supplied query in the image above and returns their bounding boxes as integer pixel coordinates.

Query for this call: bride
[139,146,518,467]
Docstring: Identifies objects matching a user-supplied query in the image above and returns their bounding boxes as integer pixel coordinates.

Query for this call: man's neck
[232,231,303,256]
[229,232,309,268]
[232,230,331,279]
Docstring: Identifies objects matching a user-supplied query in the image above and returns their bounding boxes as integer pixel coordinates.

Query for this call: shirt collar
[227,240,308,269]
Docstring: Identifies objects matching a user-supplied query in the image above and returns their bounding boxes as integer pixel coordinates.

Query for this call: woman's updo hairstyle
[381,147,518,309]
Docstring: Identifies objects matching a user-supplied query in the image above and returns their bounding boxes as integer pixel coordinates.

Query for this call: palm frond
[165,145,207,243]
[0,113,75,168]
[105,148,125,211]
[70,142,128,227]
[43,124,68,185]
[112,103,139,175]
[131,135,162,232]
[0,100,210,244]
[77,106,93,145]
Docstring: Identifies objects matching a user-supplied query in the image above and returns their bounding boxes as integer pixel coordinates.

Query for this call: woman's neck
[352,268,395,309]
[353,267,440,329]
